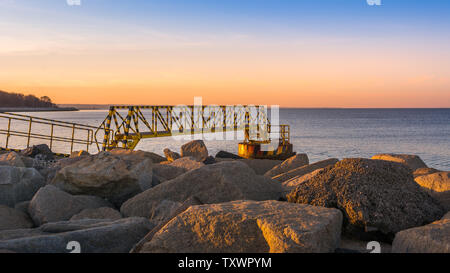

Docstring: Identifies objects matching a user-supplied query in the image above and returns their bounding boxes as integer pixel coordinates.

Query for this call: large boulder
[121,161,284,219]
[287,158,445,241]
[0,217,154,253]
[264,154,309,177]
[145,199,183,225]
[169,157,204,171]
[109,148,165,163]
[371,153,427,171]
[0,152,34,168]
[139,200,343,253]
[215,151,242,159]
[21,144,54,161]
[180,140,208,162]
[272,158,339,182]
[29,185,113,226]
[0,166,45,207]
[42,156,86,183]
[0,228,47,241]
[70,207,122,221]
[238,159,282,175]
[414,172,450,210]
[392,217,450,253]
[0,205,34,231]
[50,151,155,206]
[163,148,180,162]
[152,164,186,182]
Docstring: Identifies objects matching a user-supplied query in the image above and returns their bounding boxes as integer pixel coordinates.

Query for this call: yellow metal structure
[96,105,291,156]
[0,106,293,159]
[0,112,99,156]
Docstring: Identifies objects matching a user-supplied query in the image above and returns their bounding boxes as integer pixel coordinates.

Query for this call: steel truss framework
[96,105,290,151]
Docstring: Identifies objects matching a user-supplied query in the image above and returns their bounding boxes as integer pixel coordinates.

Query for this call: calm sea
[1,108,449,170]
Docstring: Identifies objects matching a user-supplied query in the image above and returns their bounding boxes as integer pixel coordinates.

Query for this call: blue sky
[1,0,449,107]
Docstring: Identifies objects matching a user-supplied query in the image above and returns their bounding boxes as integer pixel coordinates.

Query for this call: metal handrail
[0,112,101,155]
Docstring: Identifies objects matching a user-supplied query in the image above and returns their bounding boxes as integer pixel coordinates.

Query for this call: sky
[0,0,449,107]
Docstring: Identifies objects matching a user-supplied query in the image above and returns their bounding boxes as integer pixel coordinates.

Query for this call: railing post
[6,118,11,148]
[50,124,54,150]
[27,117,32,148]
[70,124,75,153]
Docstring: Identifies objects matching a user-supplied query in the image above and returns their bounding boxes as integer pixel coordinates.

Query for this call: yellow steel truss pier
[95,105,293,159]
[0,106,294,159]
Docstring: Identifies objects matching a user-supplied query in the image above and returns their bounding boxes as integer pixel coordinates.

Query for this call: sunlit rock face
[120,161,284,219]
[50,151,155,206]
[180,140,209,162]
[138,200,343,253]
[169,157,204,172]
[371,153,428,171]
[271,158,339,183]
[287,158,445,242]
[414,172,450,210]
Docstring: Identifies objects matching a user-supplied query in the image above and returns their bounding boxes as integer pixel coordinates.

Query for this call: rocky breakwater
[0,143,448,253]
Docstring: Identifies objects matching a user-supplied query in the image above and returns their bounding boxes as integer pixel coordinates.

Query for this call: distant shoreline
[0,107,79,113]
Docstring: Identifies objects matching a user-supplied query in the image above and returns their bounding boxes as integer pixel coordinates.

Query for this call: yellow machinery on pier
[0,105,294,159]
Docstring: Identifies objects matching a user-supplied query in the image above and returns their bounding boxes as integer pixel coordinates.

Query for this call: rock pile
[0,143,448,253]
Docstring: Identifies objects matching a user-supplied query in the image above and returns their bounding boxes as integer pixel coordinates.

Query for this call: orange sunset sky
[1,0,449,108]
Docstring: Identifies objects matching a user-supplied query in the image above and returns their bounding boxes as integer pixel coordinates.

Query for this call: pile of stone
[0,143,448,253]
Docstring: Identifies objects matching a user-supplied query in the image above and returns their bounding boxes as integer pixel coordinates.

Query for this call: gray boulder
[29,185,113,226]
[264,153,309,177]
[109,148,166,163]
[0,166,45,207]
[152,164,186,182]
[70,207,122,221]
[121,161,284,219]
[0,228,48,241]
[287,158,445,241]
[180,140,208,162]
[0,152,34,168]
[21,144,54,161]
[371,153,427,171]
[215,151,242,159]
[14,201,31,215]
[0,217,154,253]
[51,151,155,206]
[0,205,34,231]
[238,159,282,175]
[392,217,450,253]
[139,200,342,253]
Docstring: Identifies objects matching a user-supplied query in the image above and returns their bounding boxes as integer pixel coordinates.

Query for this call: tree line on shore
[0,90,56,108]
